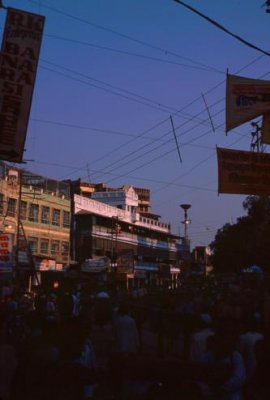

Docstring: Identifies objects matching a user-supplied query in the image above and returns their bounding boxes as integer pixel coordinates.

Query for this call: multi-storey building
[0,162,71,274]
[0,164,188,289]
[72,187,186,288]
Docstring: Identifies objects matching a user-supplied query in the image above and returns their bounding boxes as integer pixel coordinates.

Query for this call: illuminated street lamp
[180,204,191,241]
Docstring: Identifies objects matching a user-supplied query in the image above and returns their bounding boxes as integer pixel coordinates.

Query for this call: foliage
[210,196,270,273]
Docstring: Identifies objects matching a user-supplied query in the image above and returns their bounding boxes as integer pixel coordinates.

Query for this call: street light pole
[180,204,191,242]
[111,216,121,269]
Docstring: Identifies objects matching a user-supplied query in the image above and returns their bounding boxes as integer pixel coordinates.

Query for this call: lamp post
[180,204,191,242]
[111,216,121,269]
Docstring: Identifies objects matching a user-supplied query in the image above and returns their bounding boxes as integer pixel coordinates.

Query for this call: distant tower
[180,204,191,241]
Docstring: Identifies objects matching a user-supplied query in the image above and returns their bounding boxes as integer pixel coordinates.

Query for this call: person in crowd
[34,288,47,321]
[0,328,18,400]
[109,301,140,399]
[71,289,81,318]
[189,313,214,363]
[57,289,74,323]
[4,293,18,336]
[237,313,264,380]
[0,281,12,301]
[196,324,246,400]
[46,293,57,321]
[11,319,61,400]
[114,301,140,355]
[245,338,270,400]
[55,325,99,400]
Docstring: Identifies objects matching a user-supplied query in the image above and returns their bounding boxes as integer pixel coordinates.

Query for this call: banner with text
[217,147,270,195]
[226,74,270,133]
[0,233,13,272]
[262,113,270,144]
[0,8,45,162]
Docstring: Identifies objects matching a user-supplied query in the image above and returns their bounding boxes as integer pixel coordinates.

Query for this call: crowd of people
[0,273,270,400]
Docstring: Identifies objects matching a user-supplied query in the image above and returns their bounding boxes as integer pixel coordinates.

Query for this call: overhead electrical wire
[41,58,227,126]
[21,1,269,244]
[152,132,249,198]
[28,0,221,72]
[40,64,175,115]
[173,0,270,57]
[29,118,170,142]
[24,0,268,196]
[64,52,265,178]
[37,27,266,180]
[45,33,223,74]
[57,67,266,181]
[35,59,266,188]
[85,71,269,184]
[32,159,216,193]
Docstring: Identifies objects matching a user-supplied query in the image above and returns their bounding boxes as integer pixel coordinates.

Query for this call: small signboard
[81,256,110,273]
[0,233,13,272]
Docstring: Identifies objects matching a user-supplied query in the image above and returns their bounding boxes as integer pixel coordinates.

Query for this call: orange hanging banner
[226,74,270,133]
[217,147,270,195]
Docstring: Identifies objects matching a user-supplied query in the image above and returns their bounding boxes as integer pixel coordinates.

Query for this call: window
[63,211,70,228]
[20,201,27,220]
[29,204,39,222]
[29,237,38,253]
[51,240,60,256]
[41,206,50,224]
[52,209,60,226]
[61,241,69,255]
[7,198,17,217]
[40,239,49,254]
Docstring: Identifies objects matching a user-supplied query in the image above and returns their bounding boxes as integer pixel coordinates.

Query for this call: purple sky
[1,0,269,249]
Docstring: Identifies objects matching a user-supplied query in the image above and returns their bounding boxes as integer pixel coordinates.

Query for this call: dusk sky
[1,0,269,249]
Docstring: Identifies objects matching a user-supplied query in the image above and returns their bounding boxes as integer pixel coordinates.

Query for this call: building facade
[0,163,71,273]
[0,163,188,289]
[73,192,186,288]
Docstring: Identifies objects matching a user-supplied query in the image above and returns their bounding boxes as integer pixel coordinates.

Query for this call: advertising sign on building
[0,233,13,272]
[0,8,45,162]
[116,251,134,273]
[226,74,270,133]
[81,257,110,273]
[262,113,270,144]
[7,169,19,187]
[217,147,270,195]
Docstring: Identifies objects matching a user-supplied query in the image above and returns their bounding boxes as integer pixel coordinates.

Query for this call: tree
[210,196,270,274]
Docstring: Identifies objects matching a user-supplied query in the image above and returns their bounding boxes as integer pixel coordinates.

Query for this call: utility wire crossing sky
[0,0,269,249]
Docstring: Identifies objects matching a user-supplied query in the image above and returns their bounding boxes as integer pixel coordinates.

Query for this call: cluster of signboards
[217,74,270,195]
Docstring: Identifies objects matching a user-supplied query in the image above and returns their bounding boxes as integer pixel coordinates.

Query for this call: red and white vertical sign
[0,233,13,271]
[0,8,45,162]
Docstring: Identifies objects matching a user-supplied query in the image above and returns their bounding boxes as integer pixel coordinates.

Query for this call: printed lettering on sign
[0,8,45,162]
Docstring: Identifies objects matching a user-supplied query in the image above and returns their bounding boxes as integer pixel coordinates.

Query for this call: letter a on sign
[0,8,45,163]
[226,74,270,133]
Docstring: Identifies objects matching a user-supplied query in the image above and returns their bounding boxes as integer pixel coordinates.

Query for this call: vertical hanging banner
[0,8,45,162]
[262,113,270,144]
[217,147,270,195]
[0,233,13,272]
[226,74,270,133]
